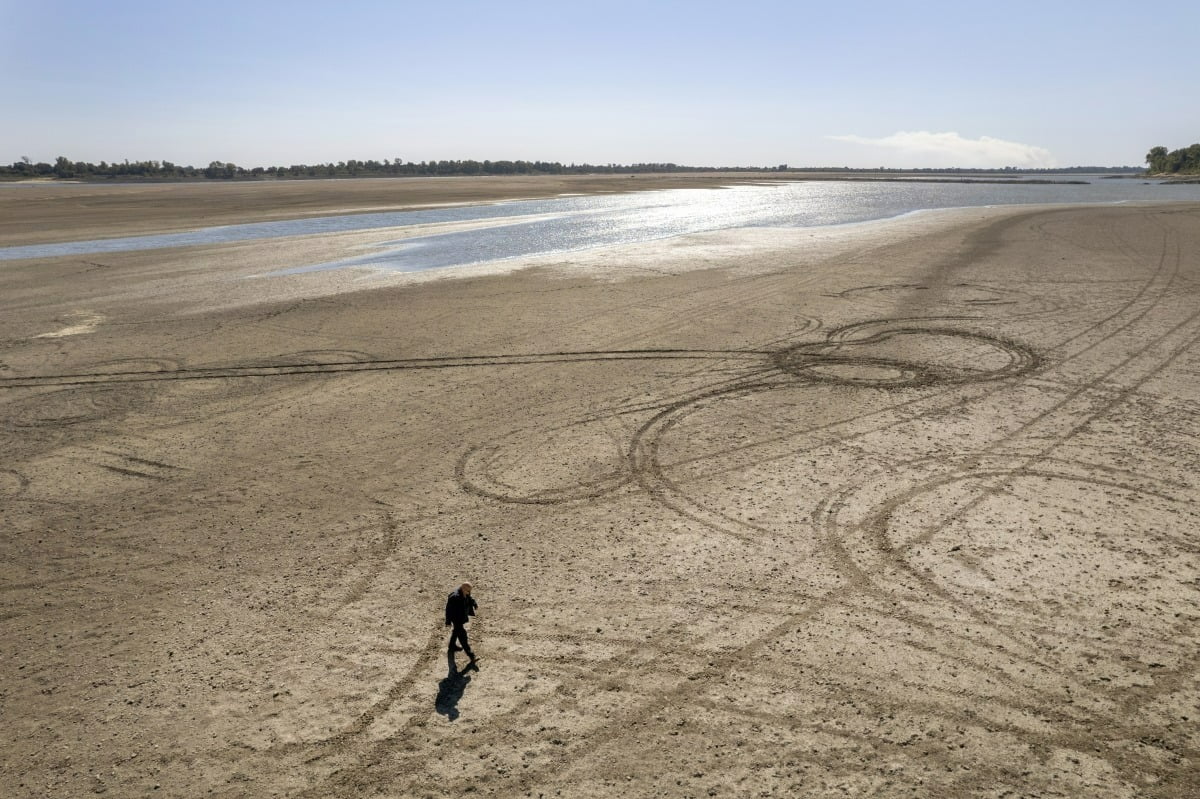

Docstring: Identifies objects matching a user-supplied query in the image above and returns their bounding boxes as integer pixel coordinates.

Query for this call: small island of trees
[1146,143,1200,175]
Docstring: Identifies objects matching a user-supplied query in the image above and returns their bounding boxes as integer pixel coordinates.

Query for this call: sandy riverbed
[2,181,1198,798]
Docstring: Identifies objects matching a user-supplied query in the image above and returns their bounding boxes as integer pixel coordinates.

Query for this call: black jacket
[445,589,477,626]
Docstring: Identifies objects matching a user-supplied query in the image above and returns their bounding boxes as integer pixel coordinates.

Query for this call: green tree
[1145,146,1169,173]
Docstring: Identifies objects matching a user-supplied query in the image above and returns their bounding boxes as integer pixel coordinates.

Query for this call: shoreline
[0,203,1077,316]
[0,172,1176,249]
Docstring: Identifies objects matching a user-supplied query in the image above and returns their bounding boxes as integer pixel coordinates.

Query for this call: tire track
[0,349,765,389]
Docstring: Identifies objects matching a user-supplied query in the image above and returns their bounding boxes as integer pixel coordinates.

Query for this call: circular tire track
[456,411,636,504]
[3,384,151,428]
[460,322,1040,537]
[831,281,1065,317]
[774,319,1039,388]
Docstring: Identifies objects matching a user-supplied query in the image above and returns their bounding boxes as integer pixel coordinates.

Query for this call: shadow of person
[435,651,475,721]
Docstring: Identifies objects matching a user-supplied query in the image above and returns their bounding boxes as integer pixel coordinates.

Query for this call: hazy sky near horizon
[3,0,1197,169]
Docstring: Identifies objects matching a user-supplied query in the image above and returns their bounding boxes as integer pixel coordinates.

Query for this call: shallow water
[4,178,1199,271]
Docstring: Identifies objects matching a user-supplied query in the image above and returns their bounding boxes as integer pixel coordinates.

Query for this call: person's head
[460,582,472,596]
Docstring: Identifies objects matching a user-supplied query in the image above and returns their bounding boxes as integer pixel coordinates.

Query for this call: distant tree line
[787,165,1139,174]
[0,155,1142,182]
[0,156,773,181]
[1145,144,1200,175]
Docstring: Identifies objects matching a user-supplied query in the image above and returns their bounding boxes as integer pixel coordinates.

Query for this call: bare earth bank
[2,195,1199,798]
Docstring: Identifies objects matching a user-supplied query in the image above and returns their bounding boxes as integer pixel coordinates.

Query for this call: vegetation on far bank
[0,156,1141,182]
[1146,143,1200,175]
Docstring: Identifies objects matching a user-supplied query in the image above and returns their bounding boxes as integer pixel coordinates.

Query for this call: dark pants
[448,622,472,656]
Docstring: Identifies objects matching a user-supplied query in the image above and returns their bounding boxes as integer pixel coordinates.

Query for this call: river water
[4,178,1199,271]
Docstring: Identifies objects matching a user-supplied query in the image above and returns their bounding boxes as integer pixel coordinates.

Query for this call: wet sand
[0,173,801,247]
[2,183,1199,798]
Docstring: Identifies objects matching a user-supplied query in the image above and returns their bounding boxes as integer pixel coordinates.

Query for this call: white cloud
[828,130,1057,169]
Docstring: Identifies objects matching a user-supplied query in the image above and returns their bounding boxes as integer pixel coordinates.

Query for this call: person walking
[445,581,477,663]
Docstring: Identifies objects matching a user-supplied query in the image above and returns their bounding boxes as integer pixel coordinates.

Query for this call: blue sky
[2,0,1197,169]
